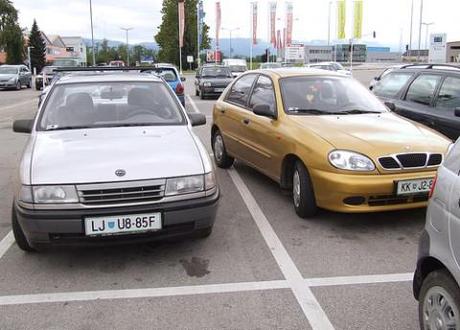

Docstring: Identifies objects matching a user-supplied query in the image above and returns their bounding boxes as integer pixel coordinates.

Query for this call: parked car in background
[260,62,282,69]
[195,65,233,99]
[305,62,351,76]
[222,59,248,77]
[211,68,450,218]
[413,138,460,330]
[369,64,408,90]
[108,60,125,67]
[0,64,32,90]
[144,65,186,106]
[11,71,217,251]
[372,64,460,140]
[35,66,58,91]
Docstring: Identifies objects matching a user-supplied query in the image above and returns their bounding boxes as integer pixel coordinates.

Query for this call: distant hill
[83,38,159,50]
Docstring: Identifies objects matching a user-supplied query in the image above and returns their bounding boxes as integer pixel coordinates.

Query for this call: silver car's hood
[30,126,204,184]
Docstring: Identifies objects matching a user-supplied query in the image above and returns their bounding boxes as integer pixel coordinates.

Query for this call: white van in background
[222,59,248,77]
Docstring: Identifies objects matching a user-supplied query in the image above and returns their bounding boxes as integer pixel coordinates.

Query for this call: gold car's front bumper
[310,168,436,213]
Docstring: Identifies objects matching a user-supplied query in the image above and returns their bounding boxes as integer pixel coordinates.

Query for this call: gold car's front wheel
[293,161,317,218]
[212,129,234,168]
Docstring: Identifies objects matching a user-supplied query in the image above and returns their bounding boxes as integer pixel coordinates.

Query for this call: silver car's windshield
[39,81,185,131]
[0,67,18,74]
[281,76,388,115]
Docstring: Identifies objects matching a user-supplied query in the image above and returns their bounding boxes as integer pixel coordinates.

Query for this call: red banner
[178,0,185,48]
[269,2,277,47]
[251,2,258,45]
[215,2,221,48]
[286,2,293,47]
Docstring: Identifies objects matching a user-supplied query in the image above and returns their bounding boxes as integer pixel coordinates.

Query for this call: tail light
[175,83,184,95]
[429,175,437,198]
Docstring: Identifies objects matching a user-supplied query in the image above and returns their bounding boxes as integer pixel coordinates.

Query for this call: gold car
[211,69,451,218]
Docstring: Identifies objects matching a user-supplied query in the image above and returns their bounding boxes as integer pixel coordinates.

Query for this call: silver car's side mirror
[13,119,33,133]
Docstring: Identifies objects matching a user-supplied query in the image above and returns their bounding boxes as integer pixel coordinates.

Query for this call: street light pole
[222,27,239,58]
[417,0,423,62]
[327,1,332,46]
[422,22,434,49]
[409,0,414,59]
[27,46,33,72]
[89,0,96,66]
[120,27,133,66]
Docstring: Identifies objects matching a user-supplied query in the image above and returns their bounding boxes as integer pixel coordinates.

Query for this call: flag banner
[251,2,258,45]
[285,2,293,47]
[269,2,277,47]
[216,2,221,48]
[337,0,346,39]
[178,0,185,48]
[353,0,363,39]
[198,0,204,47]
[282,27,286,49]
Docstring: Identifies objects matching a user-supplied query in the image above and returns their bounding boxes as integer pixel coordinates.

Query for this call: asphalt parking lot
[0,69,424,329]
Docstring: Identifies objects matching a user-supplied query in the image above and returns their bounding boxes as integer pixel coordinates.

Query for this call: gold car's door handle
[242,118,250,125]
[215,106,225,114]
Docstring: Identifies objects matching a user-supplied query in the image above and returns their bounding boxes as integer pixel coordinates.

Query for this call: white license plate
[396,178,434,195]
[84,212,161,236]
[214,88,224,92]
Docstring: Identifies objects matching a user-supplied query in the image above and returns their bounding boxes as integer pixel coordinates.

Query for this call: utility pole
[27,46,33,72]
[222,27,239,58]
[422,22,434,49]
[89,0,96,66]
[327,1,332,46]
[120,27,133,66]
[417,0,423,62]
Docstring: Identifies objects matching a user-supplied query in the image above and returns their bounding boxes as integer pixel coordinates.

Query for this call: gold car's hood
[290,112,450,157]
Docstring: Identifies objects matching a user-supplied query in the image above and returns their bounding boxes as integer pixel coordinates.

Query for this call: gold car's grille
[77,179,165,205]
[378,153,443,170]
[368,194,429,206]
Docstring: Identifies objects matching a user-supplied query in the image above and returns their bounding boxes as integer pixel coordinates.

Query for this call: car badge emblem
[115,169,126,177]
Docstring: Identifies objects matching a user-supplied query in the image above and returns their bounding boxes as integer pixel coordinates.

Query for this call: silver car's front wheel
[420,270,460,330]
[214,135,224,162]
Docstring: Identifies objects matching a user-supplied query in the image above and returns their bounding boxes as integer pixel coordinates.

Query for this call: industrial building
[447,41,460,63]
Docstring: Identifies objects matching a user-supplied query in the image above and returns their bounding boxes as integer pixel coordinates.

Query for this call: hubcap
[293,170,301,208]
[423,286,459,330]
[214,134,224,162]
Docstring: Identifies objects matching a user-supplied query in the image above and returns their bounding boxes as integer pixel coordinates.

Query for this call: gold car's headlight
[328,150,375,172]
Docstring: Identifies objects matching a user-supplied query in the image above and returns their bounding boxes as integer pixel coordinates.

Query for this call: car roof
[0,64,22,67]
[254,68,343,78]
[55,73,163,85]
[395,63,460,73]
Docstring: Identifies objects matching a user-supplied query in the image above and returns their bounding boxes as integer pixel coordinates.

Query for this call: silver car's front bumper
[14,189,219,248]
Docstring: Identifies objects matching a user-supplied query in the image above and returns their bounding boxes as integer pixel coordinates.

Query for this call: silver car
[12,73,218,251]
[0,64,32,89]
[413,141,460,329]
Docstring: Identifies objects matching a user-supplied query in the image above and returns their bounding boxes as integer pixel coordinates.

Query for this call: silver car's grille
[378,153,443,170]
[77,179,165,205]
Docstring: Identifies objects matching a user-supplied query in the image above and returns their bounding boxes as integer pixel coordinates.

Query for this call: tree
[0,0,24,64]
[155,0,210,68]
[28,20,46,72]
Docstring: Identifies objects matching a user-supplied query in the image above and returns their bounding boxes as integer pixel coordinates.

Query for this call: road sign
[187,55,194,63]
[429,33,447,64]
[285,46,304,62]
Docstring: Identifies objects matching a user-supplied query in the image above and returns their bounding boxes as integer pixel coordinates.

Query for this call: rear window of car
[146,68,178,82]
[38,81,185,131]
[373,72,413,98]
[201,67,232,78]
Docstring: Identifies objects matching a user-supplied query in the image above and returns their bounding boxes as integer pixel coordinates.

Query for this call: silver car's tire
[15,81,21,90]
[292,161,317,218]
[212,129,234,168]
[419,270,460,330]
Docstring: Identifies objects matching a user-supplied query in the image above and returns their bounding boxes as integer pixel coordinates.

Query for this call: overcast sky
[12,0,460,48]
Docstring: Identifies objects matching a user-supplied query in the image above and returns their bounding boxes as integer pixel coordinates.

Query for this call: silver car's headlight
[203,82,212,87]
[32,185,79,203]
[165,175,205,196]
[328,150,375,171]
[9,77,16,82]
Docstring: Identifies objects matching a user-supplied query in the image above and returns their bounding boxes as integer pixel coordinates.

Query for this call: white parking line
[186,95,200,113]
[305,272,413,287]
[0,99,36,112]
[227,168,335,330]
[0,231,14,260]
[0,280,289,306]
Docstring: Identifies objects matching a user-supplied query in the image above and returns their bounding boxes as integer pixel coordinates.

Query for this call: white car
[12,72,219,251]
[305,62,351,76]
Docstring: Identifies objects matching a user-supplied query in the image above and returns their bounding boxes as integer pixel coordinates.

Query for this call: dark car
[372,64,460,140]
[0,65,32,90]
[195,65,233,99]
[35,66,58,90]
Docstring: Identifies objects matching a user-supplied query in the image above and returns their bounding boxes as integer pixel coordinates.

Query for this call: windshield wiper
[287,108,342,115]
[46,125,92,131]
[338,109,381,114]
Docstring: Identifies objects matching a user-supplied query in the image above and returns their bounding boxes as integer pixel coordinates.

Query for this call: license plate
[214,88,224,92]
[84,212,161,236]
[396,178,434,195]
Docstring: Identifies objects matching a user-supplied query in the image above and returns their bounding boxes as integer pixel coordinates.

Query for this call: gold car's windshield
[280,76,388,115]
